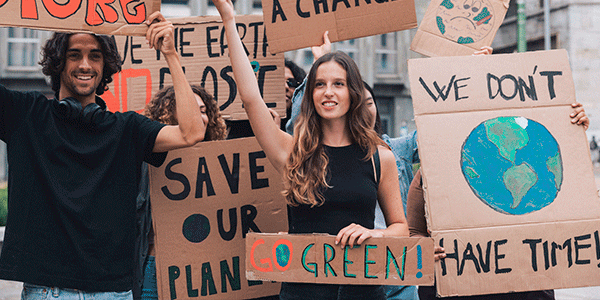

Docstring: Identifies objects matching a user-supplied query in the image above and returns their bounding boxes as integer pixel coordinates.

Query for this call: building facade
[492,0,600,138]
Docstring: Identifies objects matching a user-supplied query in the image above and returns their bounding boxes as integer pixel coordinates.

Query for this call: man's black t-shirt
[0,85,167,292]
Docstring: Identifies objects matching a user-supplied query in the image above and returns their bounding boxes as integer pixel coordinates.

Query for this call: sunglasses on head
[286,78,300,89]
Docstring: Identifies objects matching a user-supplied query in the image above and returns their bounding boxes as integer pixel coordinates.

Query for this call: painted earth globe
[460,116,563,215]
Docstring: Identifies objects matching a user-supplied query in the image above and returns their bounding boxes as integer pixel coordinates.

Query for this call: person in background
[285,33,331,135]
[590,135,599,166]
[281,59,307,130]
[134,85,226,300]
[407,104,589,299]
[0,12,205,300]
[213,1,409,299]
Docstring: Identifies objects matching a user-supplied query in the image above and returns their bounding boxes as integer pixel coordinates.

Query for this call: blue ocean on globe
[460,116,563,215]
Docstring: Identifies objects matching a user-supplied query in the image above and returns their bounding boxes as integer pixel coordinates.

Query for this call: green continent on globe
[503,163,538,209]
[440,0,454,9]
[464,166,479,179]
[457,37,474,44]
[436,16,446,34]
[484,117,529,163]
[546,151,563,190]
[474,7,491,23]
[276,244,290,266]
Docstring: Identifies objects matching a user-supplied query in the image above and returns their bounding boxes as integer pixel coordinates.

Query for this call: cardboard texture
[0,0,159,36]
[149,138,288,299]
[246,233,435,285]
[105,15,285,120]
[410,0,510,57]
[408,50,600,296]
[261,0,418,53]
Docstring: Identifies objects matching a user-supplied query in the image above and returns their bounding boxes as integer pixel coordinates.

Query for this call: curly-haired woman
[134,84,226,300]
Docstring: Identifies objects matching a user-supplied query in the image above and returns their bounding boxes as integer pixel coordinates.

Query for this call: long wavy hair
[144,85,227,141]
[283,52,385,207]
[40,32,121,96]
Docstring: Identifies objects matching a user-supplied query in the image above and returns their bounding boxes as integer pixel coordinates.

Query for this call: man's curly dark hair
[40,32,122,96]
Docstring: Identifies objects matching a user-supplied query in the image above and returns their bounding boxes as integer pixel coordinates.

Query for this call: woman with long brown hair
[213,1,408,299]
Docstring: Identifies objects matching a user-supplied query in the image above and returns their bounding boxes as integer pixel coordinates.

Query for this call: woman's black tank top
[287,144,378,235]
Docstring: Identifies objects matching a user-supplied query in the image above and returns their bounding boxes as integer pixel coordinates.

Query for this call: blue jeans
[141,256,159,300]
[383,285,419,300]
[21,283,133,300]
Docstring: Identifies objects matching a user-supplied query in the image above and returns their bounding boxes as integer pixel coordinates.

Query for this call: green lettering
[386,246,406,280]
[168,266,180,300]
[364,245,378,279]
[201,262,218,296]
[344,245,357,278]
[324,244,337,277]
[186,265,199,297]
[220,256,241,293]
[302,243,317,277]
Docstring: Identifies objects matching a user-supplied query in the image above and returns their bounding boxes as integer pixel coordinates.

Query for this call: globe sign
[460,116,563,215]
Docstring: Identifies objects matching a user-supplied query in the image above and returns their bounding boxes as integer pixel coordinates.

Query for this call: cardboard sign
[149,138,288,300]
[246,233,435,285]
[261,0,417,53]
[408,49,600,296]
[0,0,159,36]
[410,0,509,57]
[104,15,285,120]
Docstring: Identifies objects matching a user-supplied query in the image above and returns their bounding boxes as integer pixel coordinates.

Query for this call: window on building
[376,96,394,135]
[303,51,314,67]
[336,39,359,66]
[7,28,42,70]
[375,33,397,74]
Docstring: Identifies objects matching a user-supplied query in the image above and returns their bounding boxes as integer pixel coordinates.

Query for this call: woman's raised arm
[212,0,293,172]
